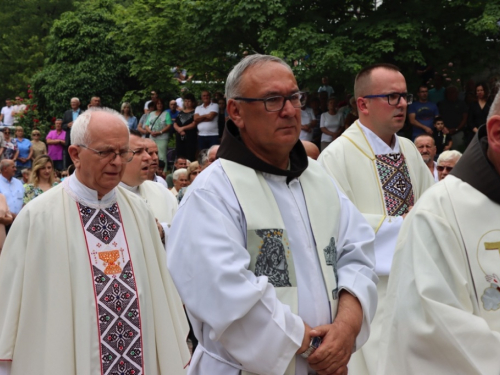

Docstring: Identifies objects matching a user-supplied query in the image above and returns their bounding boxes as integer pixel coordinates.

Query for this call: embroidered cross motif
[375,153,414,217]
[79,204,96,226]
[99,250,122,275]
[87,209,120,245]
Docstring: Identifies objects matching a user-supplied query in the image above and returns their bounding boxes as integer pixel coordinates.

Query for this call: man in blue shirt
[0,159,24,226]
[409,85,439,140]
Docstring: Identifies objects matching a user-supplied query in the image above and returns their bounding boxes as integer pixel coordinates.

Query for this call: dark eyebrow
[262,90,300,97]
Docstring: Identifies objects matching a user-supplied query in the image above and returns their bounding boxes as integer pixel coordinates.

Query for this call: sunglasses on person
[437,165,453,172]
[32,133,41,137]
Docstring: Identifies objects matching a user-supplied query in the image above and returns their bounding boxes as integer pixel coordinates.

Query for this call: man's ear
[68,145,81,168]
[227,99,245,130]
[357,97,369,116]
[487,115,500,154]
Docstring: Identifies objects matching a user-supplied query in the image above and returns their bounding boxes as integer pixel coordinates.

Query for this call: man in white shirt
[144,138,169,188]
[194,91,219,150]
[0,99,14,128]
[319,63,434,375]
[0,159,23,219]
[0,108,190,374]
[168,54,377,375]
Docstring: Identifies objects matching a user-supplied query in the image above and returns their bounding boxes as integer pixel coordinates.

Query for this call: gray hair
[70,97,80,103]
[71,107,128,146]
[0,159,13,171]
[172,168,188,181]
[198,149,208,167]
[488,83,500,121]
[225,54,293,98]
[437,150,462,164]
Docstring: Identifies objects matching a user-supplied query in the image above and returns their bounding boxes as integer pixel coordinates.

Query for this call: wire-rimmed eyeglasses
[78,144,134,163]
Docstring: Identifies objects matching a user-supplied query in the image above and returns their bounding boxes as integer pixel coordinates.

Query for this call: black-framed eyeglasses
[77,144,134,162]
[362,92,413,106]
[233,92,306,112]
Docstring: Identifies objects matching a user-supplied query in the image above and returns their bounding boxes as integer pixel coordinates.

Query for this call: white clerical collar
[358,121,400,154]
[119,181,140,195]
[66,173,117,207]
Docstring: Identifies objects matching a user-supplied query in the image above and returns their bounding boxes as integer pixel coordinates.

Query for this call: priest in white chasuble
[318,63,434,375]
[0,108,190,375]
[119,129,179,244]
[378,91,500,374]
[167,54,378,375]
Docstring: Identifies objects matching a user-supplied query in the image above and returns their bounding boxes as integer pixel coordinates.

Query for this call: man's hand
[68,121,73,128]
[296,322,313,355]
[424,126,433,135]
[307,291,363,375]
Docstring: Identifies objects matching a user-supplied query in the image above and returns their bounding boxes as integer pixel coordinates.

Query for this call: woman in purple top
[45,119,66,171]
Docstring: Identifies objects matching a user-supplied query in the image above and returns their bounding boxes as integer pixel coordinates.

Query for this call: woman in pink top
[45,118,66,171]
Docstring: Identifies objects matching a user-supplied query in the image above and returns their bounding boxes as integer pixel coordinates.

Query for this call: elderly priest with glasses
[167,54,378,375]
[318,63,434,375]
[0,108,190,374]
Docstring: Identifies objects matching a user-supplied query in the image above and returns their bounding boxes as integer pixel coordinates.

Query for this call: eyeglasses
[131,147,149,157]
[362,92,413,106]
[437,165,453,172]
[77,144,134,162]
[234,92,305,112]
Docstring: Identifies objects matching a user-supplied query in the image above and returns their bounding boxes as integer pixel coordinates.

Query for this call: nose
[280,98,297,117]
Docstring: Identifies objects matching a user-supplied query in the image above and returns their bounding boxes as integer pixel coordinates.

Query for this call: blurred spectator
[218,98,226,138]
[466,82,491,145]
[13,126,32,175]
[11,96,26,124]
[409,85,440,139]
[121,102,138,131]
[320,97,344,151]
[195,91,219,150]
[438,86,468,150]
[30,129,47,160]
[146,98,172,167]
[204,145,219,170]
[167,100,179,127]
[344,96,359,129]
[170,168,188,197]
[299,94,317,142]
[317,76,334,98]
[0,160,23,227]
[428,75,446,104]
[144,90,158,114]
[144,138,168,188]
[0,193,12,252]
[166,156,188,189]
[138,101,155,137]
[21,168,30,184]
[46,119,66,171]
[174,93,197,162]
[433,117,452,156]
[0,99,14,128]
[23,155,58,205]
[414,134,438,182]
[62,97,81,168]
[176,161,201,203]
[2,128,16,160]
[436,150,462,181]
[301,140,320,160]
[88,96,101,108]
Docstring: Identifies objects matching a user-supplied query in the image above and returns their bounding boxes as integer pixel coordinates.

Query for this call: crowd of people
[0,54,498,375]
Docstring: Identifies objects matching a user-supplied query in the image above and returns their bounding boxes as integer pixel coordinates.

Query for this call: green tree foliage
[120,0,500,95]
[32,0,139,116]
[0,0,75,101]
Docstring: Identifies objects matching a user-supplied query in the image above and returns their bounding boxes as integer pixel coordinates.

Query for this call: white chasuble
[0,175,190,375]
[78,201,144,374]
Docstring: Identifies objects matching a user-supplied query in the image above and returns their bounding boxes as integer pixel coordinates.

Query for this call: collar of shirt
[66,173,117,207]
[358,121,400,154]
[0,175,12,184]
[452,125,500,204]
[218,120,308,183]
[119,181,140,196]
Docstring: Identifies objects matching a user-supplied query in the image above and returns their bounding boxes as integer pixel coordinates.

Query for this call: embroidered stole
[220,158,341,375]
[374,153,414,216]
[78,202,144,375]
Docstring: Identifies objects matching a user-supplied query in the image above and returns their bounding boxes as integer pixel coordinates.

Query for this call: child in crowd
[433,117,452,156]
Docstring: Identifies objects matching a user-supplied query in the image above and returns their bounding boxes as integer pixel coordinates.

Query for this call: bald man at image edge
[0,108,190,374]
[318,63,434,375]
[167,54,377,375]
